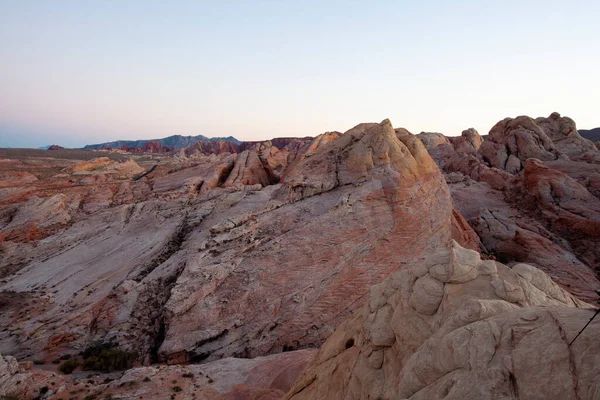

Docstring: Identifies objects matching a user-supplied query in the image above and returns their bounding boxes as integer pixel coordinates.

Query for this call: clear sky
[1,1,599,148]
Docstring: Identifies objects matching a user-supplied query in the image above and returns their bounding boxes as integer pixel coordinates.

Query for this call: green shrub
[59,359,80,374]
[81,341,137,372]
[172,386,183,392]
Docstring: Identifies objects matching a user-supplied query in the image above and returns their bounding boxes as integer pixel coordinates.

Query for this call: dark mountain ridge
[82,134,241,150]
[579,128,600,142]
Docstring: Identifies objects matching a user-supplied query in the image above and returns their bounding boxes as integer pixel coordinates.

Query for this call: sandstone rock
[286,241,597,400]
[303,131,341,157]
[0,119,473,370]
[185,140,240,157]
[0,171,38,188]
[535,112,600,163]
[449,176,600,303]
[0,194,71,242]
[71,157,114,172]
[0,352,64,399]
[222,150,279,187]
[156,119,463,364]
[460,127,483,150]
[480,116,557,171]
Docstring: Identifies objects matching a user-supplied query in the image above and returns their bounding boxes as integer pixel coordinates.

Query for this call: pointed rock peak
[394,127,413,137]
[461,128,482,150]
[380,118,392,127]
[479,115,557,172]
[281,119,441,200]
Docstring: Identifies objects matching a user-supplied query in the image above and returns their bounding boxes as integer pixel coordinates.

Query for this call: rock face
[417,112,600,303]
[286,241,599,400]
[157,119,467,364]
[3,114,599,400]
[0,119,475,371]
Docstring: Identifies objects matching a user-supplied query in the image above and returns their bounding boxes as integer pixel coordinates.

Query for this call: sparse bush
[59,359,80,374]
[39,386,49,394]
[182,372,194,378]
[172,386,182,392]
[81,341,137,372]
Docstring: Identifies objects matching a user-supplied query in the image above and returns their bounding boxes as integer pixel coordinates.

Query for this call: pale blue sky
[1,1,599,148]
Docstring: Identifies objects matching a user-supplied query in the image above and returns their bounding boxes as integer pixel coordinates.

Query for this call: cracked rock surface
[286,241,599,400]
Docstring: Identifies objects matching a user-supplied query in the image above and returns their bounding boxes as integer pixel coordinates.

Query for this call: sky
[1,1,599,148]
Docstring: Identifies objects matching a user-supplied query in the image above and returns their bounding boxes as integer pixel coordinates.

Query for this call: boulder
[286,241,598,400]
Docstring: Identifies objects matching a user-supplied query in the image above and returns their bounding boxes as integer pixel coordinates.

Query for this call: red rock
[480,115,557,172]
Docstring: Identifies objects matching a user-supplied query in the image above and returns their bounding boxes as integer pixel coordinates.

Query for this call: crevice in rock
[132,215,189,283]
[258,153,280,185]
[547,310,582,400]
[133,163,158,181]
[217,162,234,187]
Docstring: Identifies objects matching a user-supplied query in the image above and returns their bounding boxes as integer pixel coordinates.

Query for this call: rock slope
[0,119,475,370]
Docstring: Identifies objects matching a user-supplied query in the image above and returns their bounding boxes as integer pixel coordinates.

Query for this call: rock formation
[1,114,599,400]
[0,119,476,371]
[287,241,599,400]
[417,112,600,303]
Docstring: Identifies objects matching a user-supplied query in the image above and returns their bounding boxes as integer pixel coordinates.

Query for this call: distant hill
[82,134,241,150]
[579,128,600,142]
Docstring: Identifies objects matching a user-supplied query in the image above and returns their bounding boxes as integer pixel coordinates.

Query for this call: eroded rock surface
[0,119,474,371]
[286,241,599,400]
[417,112,600,302]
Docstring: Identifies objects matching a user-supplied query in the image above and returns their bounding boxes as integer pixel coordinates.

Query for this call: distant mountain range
[82,134,241,150]
[579,128,600,142]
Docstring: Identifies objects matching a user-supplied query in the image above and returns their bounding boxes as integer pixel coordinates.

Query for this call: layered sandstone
[0,119,474,371]
[417,112,600,302]
[287,241,599,400]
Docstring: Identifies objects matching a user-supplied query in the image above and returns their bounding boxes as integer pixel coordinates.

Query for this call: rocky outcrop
[286,241,598,400]
[0,352,63,399]
[156,119,467,364]
[535,112,600,163]
[479,115,558,173]
[222,150,279,187]
[416,113,600,302]
[184,140,240,157]
[0,119,474,371]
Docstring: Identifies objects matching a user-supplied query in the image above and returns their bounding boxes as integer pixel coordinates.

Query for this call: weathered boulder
[286,241,598,400]
[535,112,600,163]
[480,116,557,172]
